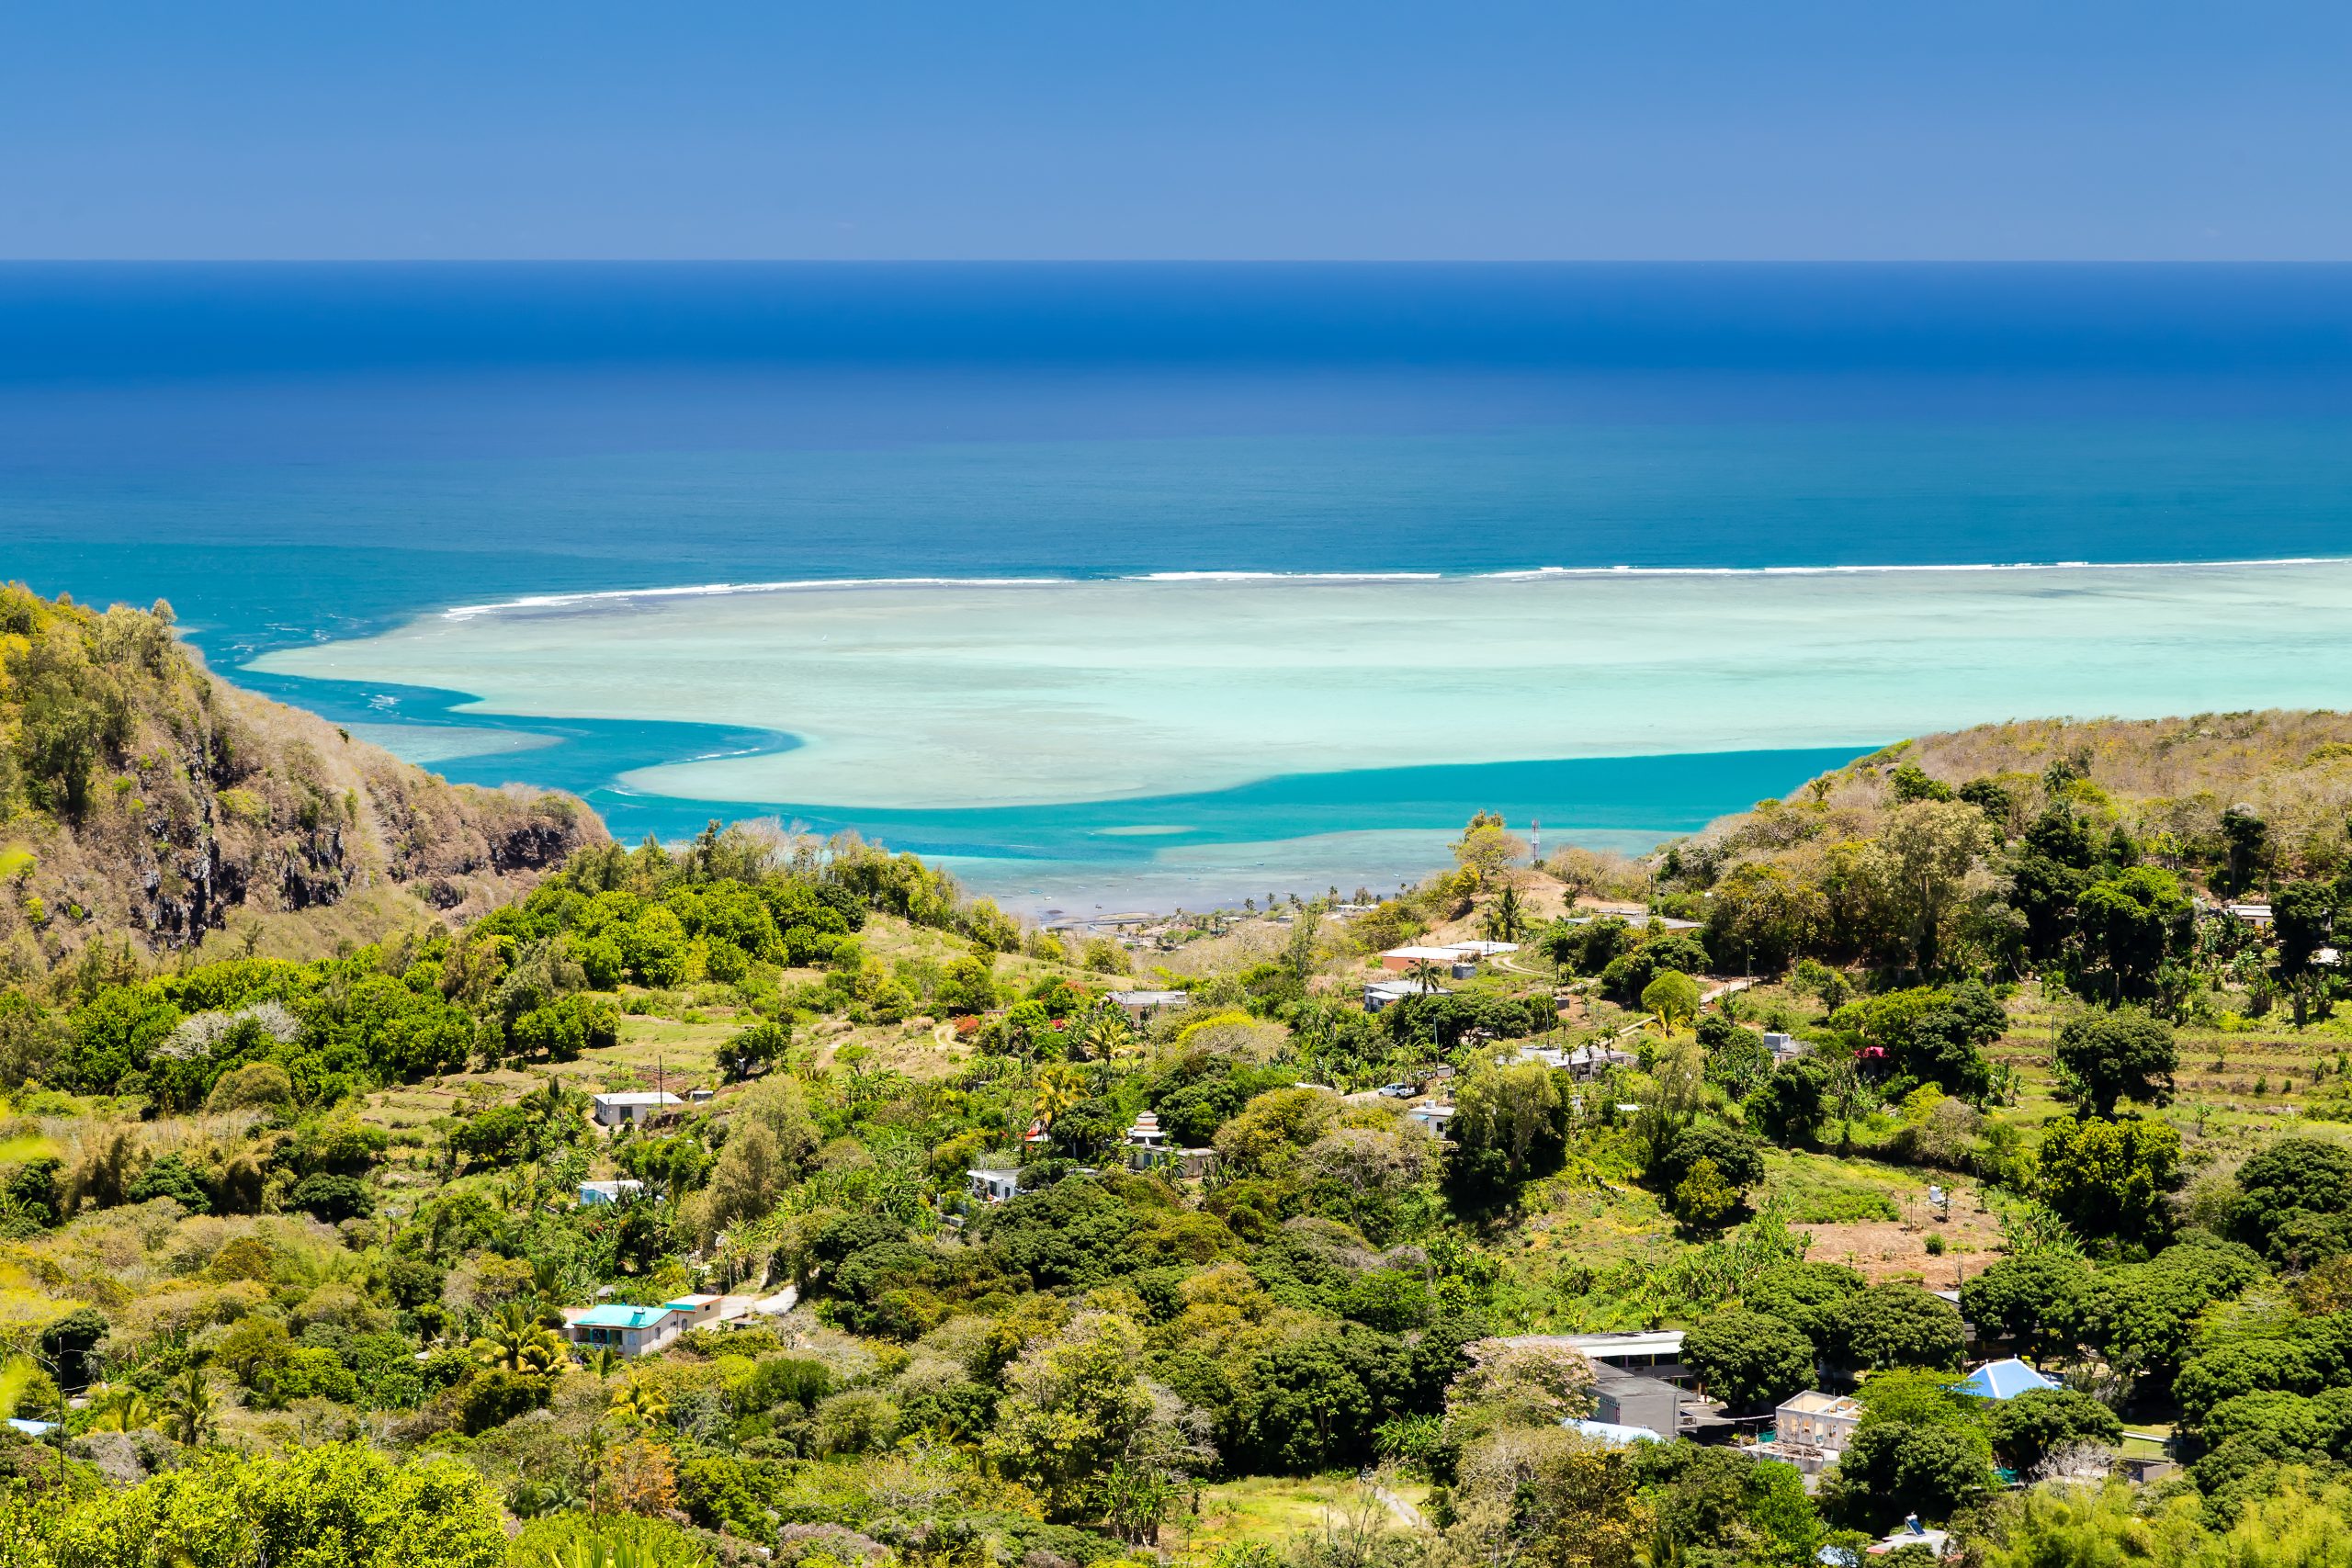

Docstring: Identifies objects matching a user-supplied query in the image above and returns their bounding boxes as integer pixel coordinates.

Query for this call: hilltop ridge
[0,582,603,973]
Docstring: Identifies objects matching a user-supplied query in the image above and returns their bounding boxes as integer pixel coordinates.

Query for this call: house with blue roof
[1959,1357,2061,1401]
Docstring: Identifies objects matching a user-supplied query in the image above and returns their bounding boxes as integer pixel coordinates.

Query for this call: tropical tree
[1451,812,1528,887]
[1030,1065,1087,1140]
[721,1018,791,1082]
[1826,1055,1875,1154]
[40,1442,507,1567]
[1073,1000,1137,1063]
[2037,1115,2182,1246]
[1534,920,1582,978]
[2054,1010,2177,1118]
[1642,970,1702,1033]
[983,1311,1158,1519]
[1482,886,1529,943]
[84,1383,154,1432]
[162,1363,220,1447]
[471,1302,569,1377]
[1862,799,1993,976]
[1682,1310,1815,1411]
[609,1373,669,1427]
[694,1119,781,1246]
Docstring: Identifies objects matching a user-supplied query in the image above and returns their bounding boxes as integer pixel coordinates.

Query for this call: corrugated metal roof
[573,1303,674,1329]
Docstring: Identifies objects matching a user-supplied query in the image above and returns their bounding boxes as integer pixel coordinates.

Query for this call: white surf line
[438,554,2352,620]
[1476,555,2352,579]
[442,575,1073,618]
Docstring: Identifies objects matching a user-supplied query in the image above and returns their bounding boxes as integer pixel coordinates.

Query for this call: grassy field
[1166,1474,1430,1561]
[1992,980,2352,1177]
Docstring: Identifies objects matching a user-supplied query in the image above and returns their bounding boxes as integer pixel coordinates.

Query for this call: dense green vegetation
[17,701,2352,1563]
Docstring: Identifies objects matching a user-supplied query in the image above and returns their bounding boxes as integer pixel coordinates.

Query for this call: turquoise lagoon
[254,561,2352,909]
[10,264,2352,908]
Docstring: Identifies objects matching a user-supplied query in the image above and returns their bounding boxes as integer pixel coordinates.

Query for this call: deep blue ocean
[7,264,2352,901]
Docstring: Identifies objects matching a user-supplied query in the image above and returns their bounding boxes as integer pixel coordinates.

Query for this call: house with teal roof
[561,1301,686,1358]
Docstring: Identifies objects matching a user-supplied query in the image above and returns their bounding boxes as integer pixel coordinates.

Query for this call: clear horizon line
[7,256,2352,268]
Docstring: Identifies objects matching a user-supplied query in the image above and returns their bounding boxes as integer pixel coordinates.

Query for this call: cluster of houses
[1365,941,1520,1011]
[1510,1041,1639,1079]
[1508,1327,2169,1556]
[967,1106,1223,1207]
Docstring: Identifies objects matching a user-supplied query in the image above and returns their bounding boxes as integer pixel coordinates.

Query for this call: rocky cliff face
[0,584,606,973]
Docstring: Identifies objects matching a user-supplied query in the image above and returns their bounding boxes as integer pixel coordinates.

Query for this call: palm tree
[529,1255,570,1312]
[471,1301,569,1377]
[162,1365,219,1447]
[1030,1066,1086,1138]
[1481,886,1529,943]
[580,1421,612,1517]
[85,1384,153,1432]
[608,1372,668,1427]
[1075,1002,1136,1065]
[585,1346,622,1382]
[1406,958,1445,996]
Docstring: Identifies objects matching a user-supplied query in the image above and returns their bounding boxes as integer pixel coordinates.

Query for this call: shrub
[457,1369,549,1436]
[288,1172,374,1223]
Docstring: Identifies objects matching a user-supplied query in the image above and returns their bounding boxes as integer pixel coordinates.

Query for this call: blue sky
[2,1,2346,260]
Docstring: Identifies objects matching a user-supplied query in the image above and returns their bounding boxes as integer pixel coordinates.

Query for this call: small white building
[1107,989,1190,1019]
[663,1293,727,1333]
[1555,1330,1689,1382]
[592,1091,684,1128]
[1762,1032,1806,1063]
[1364,978,1434,1012]
[1564,1043,1639,1080]
[1124,1110,1172,1169]
[1407,1102,1456,1137]
[968,1168,1022,1204]
[2225,902,2276,927]
[1774,1390,1863,1454]
[1378,944,1471,973]
[1564,911,1702,932]
[1118,1112,1221,1179]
